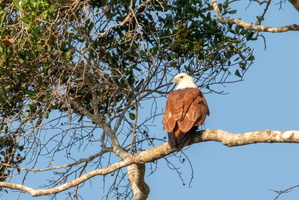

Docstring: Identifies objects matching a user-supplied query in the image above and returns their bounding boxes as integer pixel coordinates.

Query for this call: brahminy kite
[163,73,209,151]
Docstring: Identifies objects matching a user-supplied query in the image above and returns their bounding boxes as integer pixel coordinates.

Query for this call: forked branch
[1,129,299,197]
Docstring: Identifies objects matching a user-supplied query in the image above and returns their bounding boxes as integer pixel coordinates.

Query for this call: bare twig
[271,184,299,200]
[0,148,111,172]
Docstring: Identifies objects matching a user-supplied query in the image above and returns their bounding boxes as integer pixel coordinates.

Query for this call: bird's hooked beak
[172,77,179,85]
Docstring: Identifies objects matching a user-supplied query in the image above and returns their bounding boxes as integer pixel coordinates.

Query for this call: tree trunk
[127,164,150,200]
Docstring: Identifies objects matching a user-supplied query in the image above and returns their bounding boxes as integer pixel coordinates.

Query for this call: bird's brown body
[163,87,209,151]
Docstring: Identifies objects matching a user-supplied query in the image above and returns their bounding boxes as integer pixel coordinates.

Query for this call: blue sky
[147,2,299,200]
[3,1,299,200]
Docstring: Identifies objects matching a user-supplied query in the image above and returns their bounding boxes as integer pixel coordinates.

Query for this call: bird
[163,73,210,151]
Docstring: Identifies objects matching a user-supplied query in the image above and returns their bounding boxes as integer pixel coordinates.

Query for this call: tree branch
[288,0,299,12]
[210,0,299,32]
[127,164,150,200]
[0,143,171,196]
[1,148,111,172]
[191,129,299,147]
[0,157,134,196]
[70,99,150,199]
[95,0,154,37]
[70,99,128,158]
[1,129,299,196]
[272,184,299,200]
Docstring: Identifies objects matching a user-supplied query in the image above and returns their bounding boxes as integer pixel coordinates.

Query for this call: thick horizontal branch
[211,0,299,32]
[217,17,299,32]
[1,129,299,196]
[191,129,299,147]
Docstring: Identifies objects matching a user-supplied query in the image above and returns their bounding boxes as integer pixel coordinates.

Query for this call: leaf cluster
[0,0,257,197]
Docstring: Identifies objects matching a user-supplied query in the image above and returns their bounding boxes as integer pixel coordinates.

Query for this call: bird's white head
[173,73,197,90]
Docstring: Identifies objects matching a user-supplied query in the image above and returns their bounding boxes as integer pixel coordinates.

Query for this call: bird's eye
[180,76,184,79]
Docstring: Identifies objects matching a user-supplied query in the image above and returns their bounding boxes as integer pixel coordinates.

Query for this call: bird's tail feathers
[168,126,198,151]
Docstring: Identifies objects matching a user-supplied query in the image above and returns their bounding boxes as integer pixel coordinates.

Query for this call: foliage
[0,0,256,198]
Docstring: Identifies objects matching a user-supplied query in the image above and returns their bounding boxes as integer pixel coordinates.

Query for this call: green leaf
[246,31,255,41]
[21,16,31,23]
[248,55,255,60]
[20,110,27,118]
[228,10,237,14]
[129,113,135,120]
[239,62,246,70]
[235,25,240,34]
[0,10,6,27]
[13,0,21,11]
[25,89,35,95]
[235,69,241,78]
[47,7,55,14]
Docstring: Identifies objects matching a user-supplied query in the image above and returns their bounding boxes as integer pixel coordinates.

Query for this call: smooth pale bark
[1,129,299,199]
[211,0,299,32]
[127,164,150,200]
